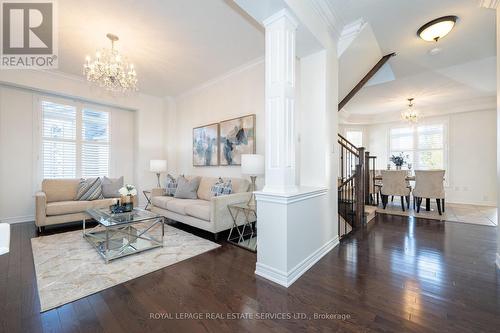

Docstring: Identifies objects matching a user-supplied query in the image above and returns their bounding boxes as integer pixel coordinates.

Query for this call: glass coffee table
[84,208,164,263]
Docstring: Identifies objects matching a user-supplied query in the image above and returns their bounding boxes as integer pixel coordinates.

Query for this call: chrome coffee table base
[84,208,164,263]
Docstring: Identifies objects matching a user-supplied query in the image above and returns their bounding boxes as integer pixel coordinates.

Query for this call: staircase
[338,134,377,239]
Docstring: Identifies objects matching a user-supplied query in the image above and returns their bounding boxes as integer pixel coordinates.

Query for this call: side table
[227,203,257,252]
[143,190,152,210]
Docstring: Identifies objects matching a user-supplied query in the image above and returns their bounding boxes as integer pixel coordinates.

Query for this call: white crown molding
[25,69,162,102]
[337,18,367,57]
[478,0,500,9]
[175,56,264,100]
[309,0,345,42]
[340,96,496,125]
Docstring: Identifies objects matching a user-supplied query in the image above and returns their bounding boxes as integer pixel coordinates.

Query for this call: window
[389,123,446,170]
[346,130,363,148]
[41,100,110,179]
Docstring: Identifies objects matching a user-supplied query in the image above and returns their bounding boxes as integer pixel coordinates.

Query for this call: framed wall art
[193,123,219,166]
[219,114,256,166]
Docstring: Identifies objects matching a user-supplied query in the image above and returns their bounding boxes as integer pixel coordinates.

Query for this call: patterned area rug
[31,224,219,312]
[376,201,497,226]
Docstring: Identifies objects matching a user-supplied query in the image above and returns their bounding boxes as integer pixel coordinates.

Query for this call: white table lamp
[241,154,264,206]
[150,160,167,188]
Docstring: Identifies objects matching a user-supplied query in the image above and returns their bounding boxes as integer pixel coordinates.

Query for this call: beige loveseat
[150,176,252,239]
[35,179,134,231]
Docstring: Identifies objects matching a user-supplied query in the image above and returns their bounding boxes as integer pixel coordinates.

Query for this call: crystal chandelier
[401,98,419,123]
[83,33,138,93]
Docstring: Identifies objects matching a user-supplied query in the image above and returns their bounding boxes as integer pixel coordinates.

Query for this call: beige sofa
[150,176,252,239]
[35,179,134,231]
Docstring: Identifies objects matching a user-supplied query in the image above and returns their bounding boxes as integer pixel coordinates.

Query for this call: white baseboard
[445,199,497,207]
[0,215,34,224]
[255,236,339,288]
[496,253,500,270]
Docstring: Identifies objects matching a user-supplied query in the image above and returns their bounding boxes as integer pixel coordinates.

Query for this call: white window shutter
[41,101,77,179]
[41,101,110,179]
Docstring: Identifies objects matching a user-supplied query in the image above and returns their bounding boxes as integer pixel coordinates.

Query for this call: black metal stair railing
[337,134,377,239]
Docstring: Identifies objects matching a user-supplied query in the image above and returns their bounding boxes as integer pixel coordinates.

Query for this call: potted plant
[118,184,137,212]
[390,153,409,170]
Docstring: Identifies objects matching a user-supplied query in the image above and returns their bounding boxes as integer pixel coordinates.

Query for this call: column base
[255,236,338,287]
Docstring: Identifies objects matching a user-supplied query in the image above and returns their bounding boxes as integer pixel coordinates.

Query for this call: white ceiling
[57,0,264,97]
[331,0,497,123]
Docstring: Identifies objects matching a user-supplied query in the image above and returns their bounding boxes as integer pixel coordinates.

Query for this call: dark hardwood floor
[1,214,499,333]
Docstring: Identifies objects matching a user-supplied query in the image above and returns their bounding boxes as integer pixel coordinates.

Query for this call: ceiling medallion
[417,16,458,42]
[83,33,138,93]
[401,98,419,123]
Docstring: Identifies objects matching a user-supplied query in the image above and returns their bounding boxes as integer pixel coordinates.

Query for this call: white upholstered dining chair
[381,170,411,211]
[369,170,382,206]
[413,170,446,215]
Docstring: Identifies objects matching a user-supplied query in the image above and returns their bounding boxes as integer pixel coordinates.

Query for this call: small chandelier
[83,33,138,93]
[401,98,419,123]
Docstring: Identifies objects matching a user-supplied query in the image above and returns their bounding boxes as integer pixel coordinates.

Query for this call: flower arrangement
[390,153,409,167]
[119,184,137,197]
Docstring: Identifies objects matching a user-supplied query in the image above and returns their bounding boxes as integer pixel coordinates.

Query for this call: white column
[496,8,500,270]
[263,9,298,194]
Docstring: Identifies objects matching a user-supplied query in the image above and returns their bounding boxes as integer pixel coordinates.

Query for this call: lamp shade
[150,160,167,173]
[241,154,264,176]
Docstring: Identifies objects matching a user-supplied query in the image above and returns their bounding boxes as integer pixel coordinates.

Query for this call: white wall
[172,59,265,184]
[0,70,167,222]
[0,87,35,223]
[348,109,497,206]
[299,51,328,188]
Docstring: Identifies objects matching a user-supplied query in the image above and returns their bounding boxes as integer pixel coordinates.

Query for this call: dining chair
[381,170,411,211]
[413,170,446,215]
[369,170,382,206]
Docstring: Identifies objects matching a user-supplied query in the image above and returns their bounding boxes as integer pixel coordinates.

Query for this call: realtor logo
[1,0,58,68]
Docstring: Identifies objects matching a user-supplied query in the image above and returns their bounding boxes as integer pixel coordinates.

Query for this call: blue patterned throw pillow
[164,174,178,196]
[76,178,104,201]
[210,178,232,197]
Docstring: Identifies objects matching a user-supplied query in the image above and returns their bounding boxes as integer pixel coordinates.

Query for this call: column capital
[263,8,299,28]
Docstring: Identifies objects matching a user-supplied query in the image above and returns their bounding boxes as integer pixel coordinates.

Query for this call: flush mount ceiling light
[83,33,138,93]
[417,15,458,42]
[401,98,419,123]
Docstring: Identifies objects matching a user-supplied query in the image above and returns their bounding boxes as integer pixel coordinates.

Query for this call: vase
[120,195,134,212]
[396,165,402,170]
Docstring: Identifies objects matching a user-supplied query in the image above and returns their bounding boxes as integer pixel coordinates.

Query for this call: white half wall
[496,7,500,270]
[0,70,167,222]
[172,59,265,184]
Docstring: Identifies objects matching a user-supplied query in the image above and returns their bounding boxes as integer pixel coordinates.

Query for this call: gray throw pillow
[164,174,178,197]
[101,176,124,198]
[174,176,201,199]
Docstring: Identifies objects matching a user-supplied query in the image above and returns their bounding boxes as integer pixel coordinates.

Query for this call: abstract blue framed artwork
[193,123,219,166]
[219,114,256,166]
